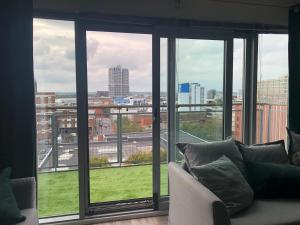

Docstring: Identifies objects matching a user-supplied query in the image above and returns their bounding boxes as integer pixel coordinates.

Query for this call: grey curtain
[0,0,36,178]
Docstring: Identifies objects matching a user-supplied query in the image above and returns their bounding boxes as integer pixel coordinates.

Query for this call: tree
[181,118,222,141]
[121,116,143,133]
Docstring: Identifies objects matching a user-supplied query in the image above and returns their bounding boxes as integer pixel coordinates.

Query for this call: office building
[108,65,129,97]
[257,75,288,105]
[178,82,205,111]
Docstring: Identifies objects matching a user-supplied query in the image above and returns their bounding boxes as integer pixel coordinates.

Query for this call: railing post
[117,113,122,166]
[267,104,272,142]
[259,107,263,143]
[51,113,58,171]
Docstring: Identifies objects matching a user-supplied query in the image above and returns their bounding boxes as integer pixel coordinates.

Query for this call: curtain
[0,0,36,178]
[289,6,300,133]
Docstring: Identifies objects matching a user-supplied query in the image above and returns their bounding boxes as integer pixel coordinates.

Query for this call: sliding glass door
[86,30,154,212]
[164,36,232,163]
[75,22,237,216]
[158,35,234,201]
[33,18,79,218]
[74,23,161,215]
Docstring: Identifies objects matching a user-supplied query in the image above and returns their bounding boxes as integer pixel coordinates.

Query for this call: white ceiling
[212,0,300,7]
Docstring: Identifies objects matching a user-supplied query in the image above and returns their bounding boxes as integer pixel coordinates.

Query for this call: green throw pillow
[190,155,253,216]
[0,167,26,225]
[246,161,300,198]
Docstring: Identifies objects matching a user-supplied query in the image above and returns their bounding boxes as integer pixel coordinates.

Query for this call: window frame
[33,11,288,223]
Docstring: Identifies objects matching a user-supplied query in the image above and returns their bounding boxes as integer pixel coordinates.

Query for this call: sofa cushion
[11,178,36,210]
[287,128,300,165]
[16,208,38,225]
[0,167,26,225]
[176,139,245,175]
[231,199,300,225]
[246,161,300,198]
[236,140,289,164]
[190,156,253,216]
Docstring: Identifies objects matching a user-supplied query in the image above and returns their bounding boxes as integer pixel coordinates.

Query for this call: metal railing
[256,103,288,143]
[36,103,288,172]
[36,104,223,171]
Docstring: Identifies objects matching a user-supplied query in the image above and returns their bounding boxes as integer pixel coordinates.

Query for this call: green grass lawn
[38,164,168,218]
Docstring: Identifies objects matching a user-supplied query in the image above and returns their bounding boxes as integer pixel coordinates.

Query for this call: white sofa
[168,162,300,225]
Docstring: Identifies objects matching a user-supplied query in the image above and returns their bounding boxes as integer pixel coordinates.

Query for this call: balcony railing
[36,103,287,172]
[256,103,288,143]
[35,102,288,218]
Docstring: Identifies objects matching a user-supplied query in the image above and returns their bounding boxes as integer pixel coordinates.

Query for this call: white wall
[34,0,289,26]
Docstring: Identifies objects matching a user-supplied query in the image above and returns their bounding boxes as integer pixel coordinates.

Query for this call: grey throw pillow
[287,128,300,165]
[176,139,245,175]
[190,156,254,216]
[236,140,289,164]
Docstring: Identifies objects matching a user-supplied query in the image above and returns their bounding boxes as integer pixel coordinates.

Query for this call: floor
[95,216,168,225]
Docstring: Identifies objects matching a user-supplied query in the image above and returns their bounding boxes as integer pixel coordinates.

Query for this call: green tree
[181,118,222,141]
[121,116,144,133]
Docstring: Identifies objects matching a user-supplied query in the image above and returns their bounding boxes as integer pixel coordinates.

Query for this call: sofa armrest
[11,177,36,210]
[168,162,230,225]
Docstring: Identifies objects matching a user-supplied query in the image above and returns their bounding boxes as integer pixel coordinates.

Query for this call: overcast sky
[86,31,152,92]
[33,18,288,93]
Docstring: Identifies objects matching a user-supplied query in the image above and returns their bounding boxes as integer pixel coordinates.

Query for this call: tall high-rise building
[108,65,129,97]
[178,82,205,111]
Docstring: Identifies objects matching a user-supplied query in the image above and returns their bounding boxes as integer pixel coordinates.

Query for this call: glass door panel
[256,34,288,144]
[175,39,224,160]
[232,38,245,142]
[86,31,153,209]
[33,18,79,218]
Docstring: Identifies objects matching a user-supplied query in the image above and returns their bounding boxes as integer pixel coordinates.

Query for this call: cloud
[258,34,288,80]
[64,47,75,61]
[233,38,244,91]
[33,19,288,95]
[176,39,224,91]
[33,19,76,92]
[86,31,152,92]
[86,38,99,59]
[33,39,51,56]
